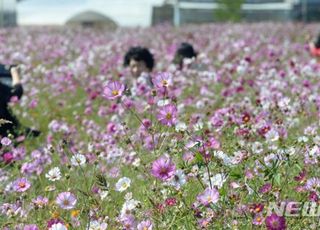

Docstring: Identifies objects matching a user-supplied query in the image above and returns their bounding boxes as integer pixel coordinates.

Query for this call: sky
[16,0,164,27]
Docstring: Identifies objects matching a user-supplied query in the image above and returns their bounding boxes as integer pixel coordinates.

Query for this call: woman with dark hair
[123,46,155,89]
[124,46,154,78]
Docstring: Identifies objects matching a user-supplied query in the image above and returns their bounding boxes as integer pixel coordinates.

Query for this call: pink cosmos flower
[197,187,219,206]
[55,192,77,210]
[137,220,153,230]
[153,72,172,89]
[252,214,264,226]
[23,224,39,230]
[157,104,178,127]
[305,177,320,191]
[102,81,125,100]
[205,137,220,149]
[28,99,38,109]
[13,177,31,192]
[32,196,49,208]
[151,156,176,181]
[1,137,12,146]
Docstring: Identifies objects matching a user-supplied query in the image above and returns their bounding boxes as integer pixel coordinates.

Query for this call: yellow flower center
[71,210,80,218]
[52,211,60,218]
[63,200,70,206]
[162,80,168,86]
[122,183,128,189]
[166,113,172,120]
[18,182,26,188]
[112,90,119,96]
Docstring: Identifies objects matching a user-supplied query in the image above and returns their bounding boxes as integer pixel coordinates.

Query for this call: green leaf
[274,173,281,186]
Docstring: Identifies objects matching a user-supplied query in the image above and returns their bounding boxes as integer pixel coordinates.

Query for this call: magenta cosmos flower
[55,192,77,210]
[153,72,172,88]
[157,104,178,127]
[151,156,176,181]
[13,177,31,192]
[265,213,286,230]
[197,187,219,206]
[102,81,125,100]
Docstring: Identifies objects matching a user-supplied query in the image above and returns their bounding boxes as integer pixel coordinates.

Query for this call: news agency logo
[267,202,320,217]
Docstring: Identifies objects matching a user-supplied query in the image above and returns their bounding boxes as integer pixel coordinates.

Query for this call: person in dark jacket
[173,42,197,70]
[0,66,40,138]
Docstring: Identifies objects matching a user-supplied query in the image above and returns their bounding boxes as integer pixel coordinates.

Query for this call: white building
[17,0,164,27]
[156,0,319,25]
[0,0,17,27]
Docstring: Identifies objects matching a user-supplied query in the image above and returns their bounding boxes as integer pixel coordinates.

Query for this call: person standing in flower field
[123,46,155,93]
[309,32,320,63]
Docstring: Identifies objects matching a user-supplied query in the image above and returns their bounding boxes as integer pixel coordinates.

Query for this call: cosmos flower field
[0,23,320,229]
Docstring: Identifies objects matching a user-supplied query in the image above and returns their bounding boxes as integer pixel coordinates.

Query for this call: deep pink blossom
[265,213,286,230]
[151,156,176,181]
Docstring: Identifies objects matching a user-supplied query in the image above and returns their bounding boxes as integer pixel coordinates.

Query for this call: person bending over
[309,32,320,62]
[0,65,40,139]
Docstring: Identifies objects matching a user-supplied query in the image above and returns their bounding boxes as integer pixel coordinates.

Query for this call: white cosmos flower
[45,167,62,181]
[100,190,109,200]
[157,99,170,106]
[88,220,108,230]
[278,97,290,110]
[264,153,277,166]
[203,173,227,189]
[121,198,140,215]
[132,158,141,167]
[298,136,309,143]
[193,121,204,131]
[175,122,187,132]
[265,129,279,142]
[49,223,68,230]
[213,151,233,166]
[251,142,263,154]
[115,177,131,192]
[169,169,187,189]
[125,192,133,200]
[71,154,86,166]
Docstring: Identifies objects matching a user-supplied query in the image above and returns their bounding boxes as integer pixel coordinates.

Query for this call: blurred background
[0,0,319,28]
